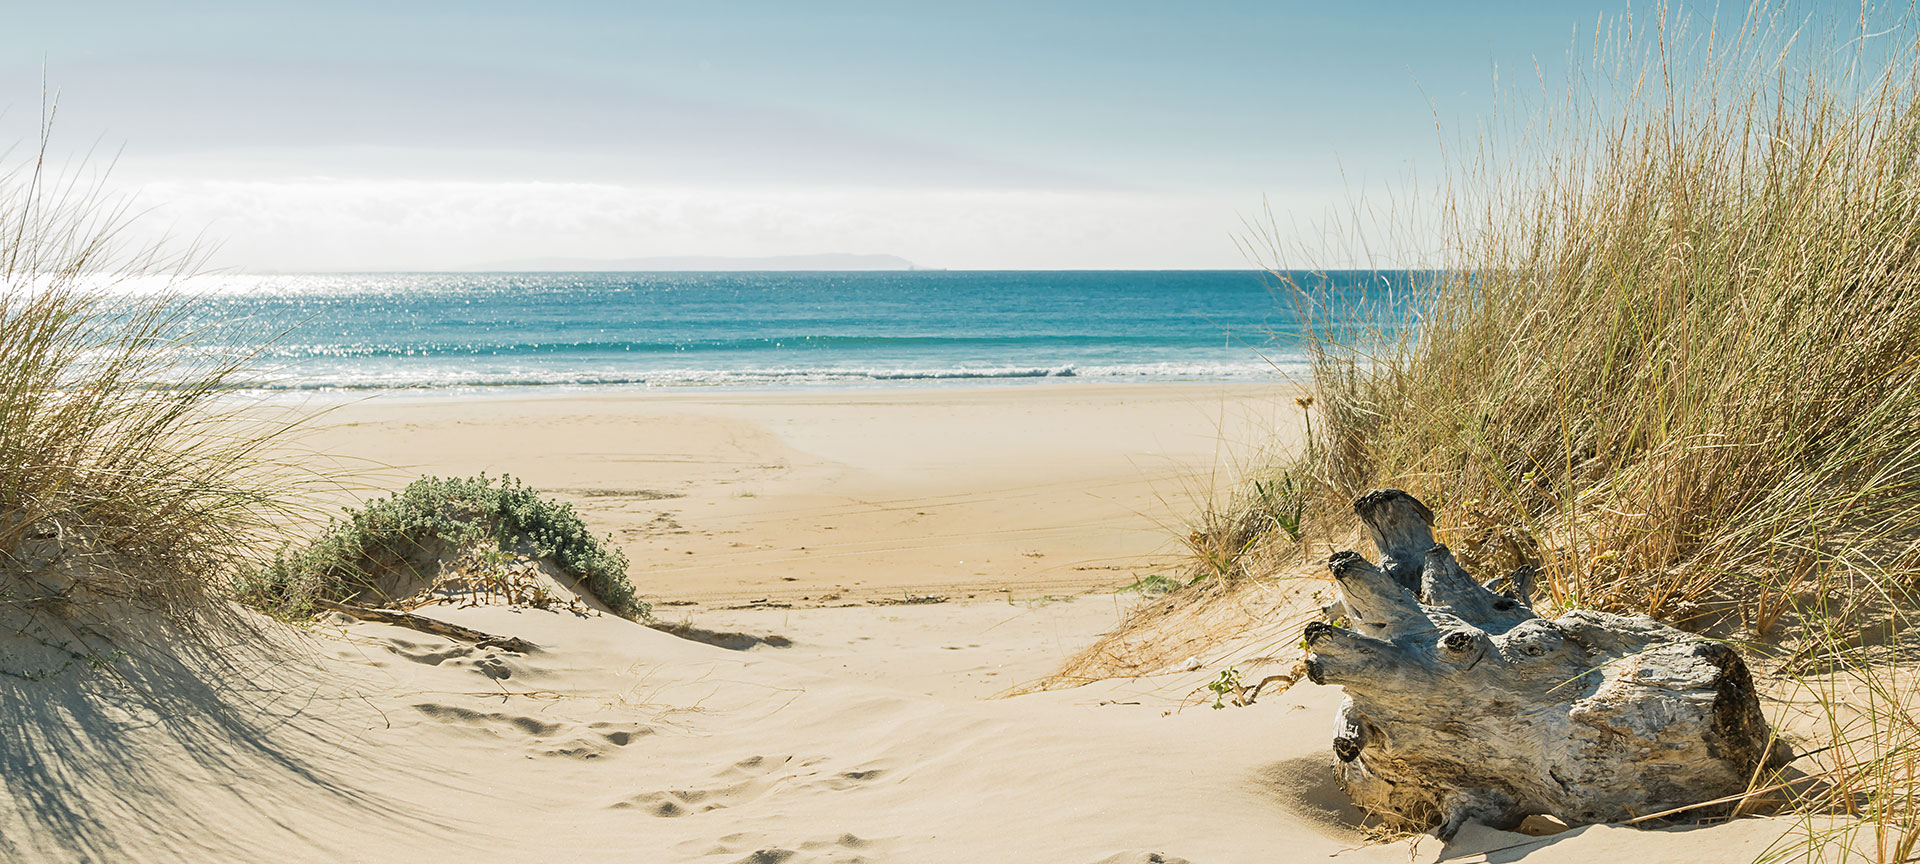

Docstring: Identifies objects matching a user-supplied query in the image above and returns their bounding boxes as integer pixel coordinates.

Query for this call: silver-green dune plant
[240,474,646,620]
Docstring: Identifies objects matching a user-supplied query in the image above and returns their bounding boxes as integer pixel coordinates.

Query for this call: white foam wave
[246,360,1305,392]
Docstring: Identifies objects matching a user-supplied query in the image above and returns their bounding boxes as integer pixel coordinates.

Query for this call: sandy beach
[9,1,1918,858]
[291,382,1304,607]
[0,380,1870,863]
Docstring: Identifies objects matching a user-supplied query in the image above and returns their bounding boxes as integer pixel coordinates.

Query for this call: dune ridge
[3,382,1873,862]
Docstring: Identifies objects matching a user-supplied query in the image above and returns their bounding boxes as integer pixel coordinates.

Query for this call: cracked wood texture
[1304,489,1782,839]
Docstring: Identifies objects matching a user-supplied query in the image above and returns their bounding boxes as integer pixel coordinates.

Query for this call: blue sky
[0,1,1856,269]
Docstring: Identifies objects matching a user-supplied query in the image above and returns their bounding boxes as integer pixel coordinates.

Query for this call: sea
[174,270,1415,395]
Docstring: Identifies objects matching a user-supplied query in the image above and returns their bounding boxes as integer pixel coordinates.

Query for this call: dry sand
[2,597,1850,863]
[0,382,1859,862]
[291,381,1304,605]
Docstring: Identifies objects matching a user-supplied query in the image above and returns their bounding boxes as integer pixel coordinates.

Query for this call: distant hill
[460,253,920,272]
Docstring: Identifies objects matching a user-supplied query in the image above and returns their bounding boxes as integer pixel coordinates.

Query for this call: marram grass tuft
[1231,4,1919,855]
[0,115,302,632]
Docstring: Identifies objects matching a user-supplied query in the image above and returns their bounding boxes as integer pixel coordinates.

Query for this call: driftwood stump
[1303,489,1782,838]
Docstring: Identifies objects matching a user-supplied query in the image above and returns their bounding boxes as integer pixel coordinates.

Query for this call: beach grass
[1270,3,1920,627]
[0,113,305,632]
[1213,2,1920,854]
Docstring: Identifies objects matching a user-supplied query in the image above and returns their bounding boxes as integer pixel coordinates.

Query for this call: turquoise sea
[181,270,1414,393]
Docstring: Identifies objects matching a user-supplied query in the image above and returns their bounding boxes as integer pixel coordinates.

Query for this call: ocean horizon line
[214,266,1436,276]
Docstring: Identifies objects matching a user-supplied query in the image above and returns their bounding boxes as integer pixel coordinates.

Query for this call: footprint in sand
[475,656,511,679]
[409,704,652,759]
[609,755,889,817]
[412,703,562,736]
[382,638,477,667]
[379,638,520,681]
[610,788,730,818]
[591,721,644,747]
[814,768,885,791]
[673,831,882,864]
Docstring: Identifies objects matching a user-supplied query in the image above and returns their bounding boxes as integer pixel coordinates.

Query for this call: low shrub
[240,474,646,620]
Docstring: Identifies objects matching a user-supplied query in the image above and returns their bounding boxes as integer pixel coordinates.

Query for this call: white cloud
[127,177,1301,271]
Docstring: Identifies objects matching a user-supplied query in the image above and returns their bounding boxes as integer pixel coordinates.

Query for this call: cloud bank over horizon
[131,176,1294,271]
[0,0,1718,270]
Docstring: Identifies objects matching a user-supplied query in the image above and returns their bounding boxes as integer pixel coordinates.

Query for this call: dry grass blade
[0,105,307,639]
[1208,3,1920,858]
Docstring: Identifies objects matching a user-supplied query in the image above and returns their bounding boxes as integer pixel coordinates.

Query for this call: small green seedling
[1252,474,1307,542]
[1206,667,1243,710]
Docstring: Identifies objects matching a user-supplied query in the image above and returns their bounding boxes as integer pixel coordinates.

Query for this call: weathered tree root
[315,599,538,654]
[1304,489,1785,840]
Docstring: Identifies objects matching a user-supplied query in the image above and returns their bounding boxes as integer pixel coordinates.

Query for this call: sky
[0,1,1869,270]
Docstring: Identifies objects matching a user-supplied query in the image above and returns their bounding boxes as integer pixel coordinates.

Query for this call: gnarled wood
[1305,489,1783,839]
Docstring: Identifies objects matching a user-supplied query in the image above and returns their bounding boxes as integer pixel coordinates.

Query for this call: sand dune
[0,383,1860,862]
[3,597,1844,863]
